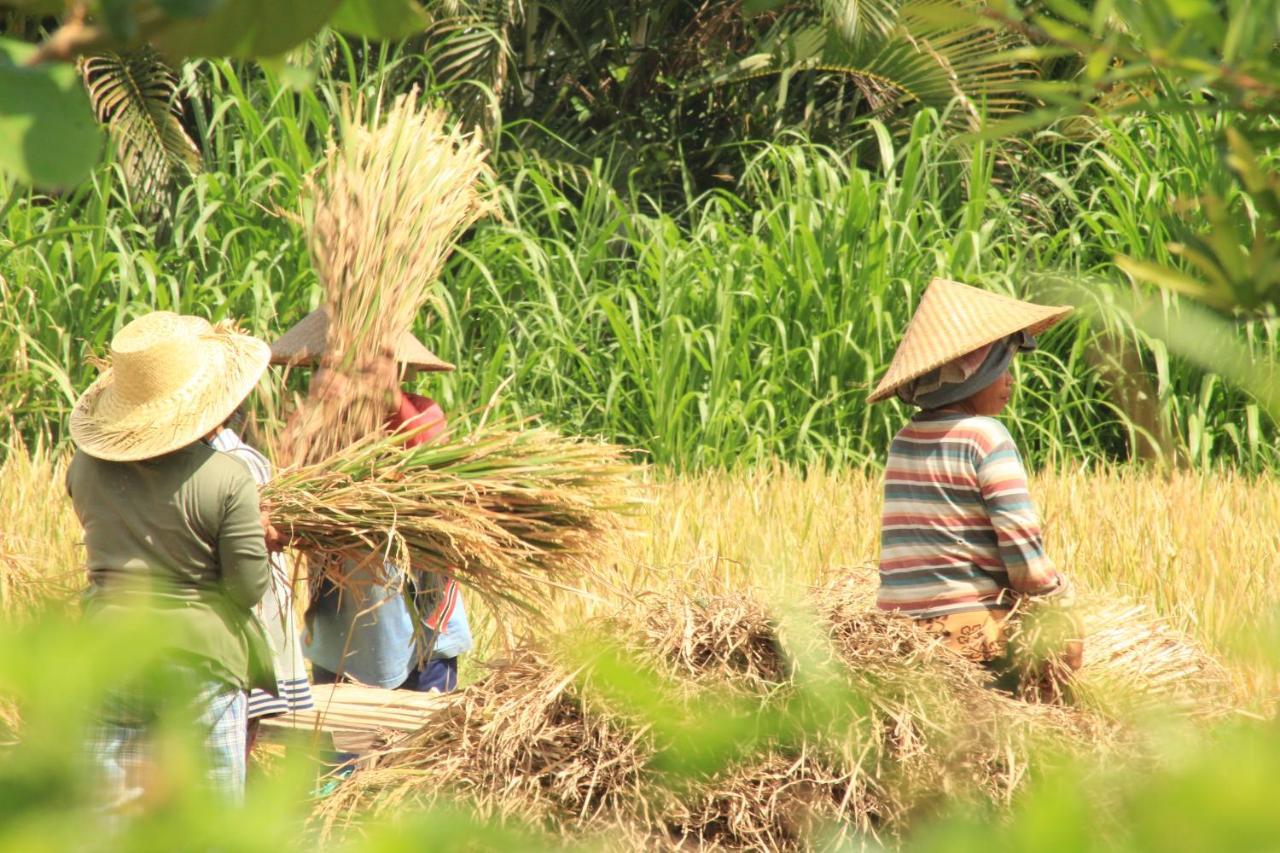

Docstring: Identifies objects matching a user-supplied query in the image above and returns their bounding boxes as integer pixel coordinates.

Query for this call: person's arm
[219,470,270,609]
[975,427,1068,599]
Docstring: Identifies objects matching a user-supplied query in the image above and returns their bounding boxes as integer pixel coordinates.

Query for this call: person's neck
[930,402,979,417]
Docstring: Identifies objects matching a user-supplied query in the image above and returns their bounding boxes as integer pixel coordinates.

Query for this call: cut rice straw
[265,420,643,612]
[276,90,492,467]
[315,575,1244,849]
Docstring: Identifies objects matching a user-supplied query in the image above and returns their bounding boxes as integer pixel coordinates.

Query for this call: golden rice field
[3,446,1278,706]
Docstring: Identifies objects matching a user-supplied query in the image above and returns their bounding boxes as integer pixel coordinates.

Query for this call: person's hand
[1037,574,1076,609]
[1063,638,1084,672]
[261,510,289,553]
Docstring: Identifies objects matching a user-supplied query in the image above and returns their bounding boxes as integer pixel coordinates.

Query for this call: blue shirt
[304,563,473,688]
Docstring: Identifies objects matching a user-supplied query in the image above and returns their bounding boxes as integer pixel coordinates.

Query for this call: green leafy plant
[80,47,201,211]
[700,0,1032,132]
[0,0,430,187]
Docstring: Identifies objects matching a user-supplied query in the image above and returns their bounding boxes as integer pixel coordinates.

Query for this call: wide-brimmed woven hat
[868,277,1072,404]
[269,307,455,372]
[70,312,271,462]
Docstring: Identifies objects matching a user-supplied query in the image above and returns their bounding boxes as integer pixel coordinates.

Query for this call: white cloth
[210,429,314,717]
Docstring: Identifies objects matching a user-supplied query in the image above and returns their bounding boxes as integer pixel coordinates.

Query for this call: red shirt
[387,391,447,447]
[386,388,459,631]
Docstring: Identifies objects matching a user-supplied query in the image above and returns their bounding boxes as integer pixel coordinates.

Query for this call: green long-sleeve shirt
[67,442,276,692]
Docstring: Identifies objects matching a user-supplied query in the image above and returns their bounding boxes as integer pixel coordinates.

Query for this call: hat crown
[109,313,212,407]
[868,278,1072,404]
[269,307,455,372]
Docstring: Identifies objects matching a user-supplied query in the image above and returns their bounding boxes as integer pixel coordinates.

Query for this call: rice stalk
[276,90,492,466]
[266,421,642,611]
[0,441,84,623]
[1008,595,1242,719]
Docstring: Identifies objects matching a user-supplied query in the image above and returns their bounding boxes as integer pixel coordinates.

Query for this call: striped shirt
[877,411,1063,619]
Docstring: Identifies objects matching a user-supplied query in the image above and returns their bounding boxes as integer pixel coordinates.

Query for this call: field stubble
[1,447,1276,703]
[477,464,1280,707]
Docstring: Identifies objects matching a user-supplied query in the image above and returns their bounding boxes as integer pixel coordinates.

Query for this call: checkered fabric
[88,677,247,814]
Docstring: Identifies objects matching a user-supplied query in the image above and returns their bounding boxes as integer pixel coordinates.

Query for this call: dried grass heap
[313,649,654,841]
[317,577,1239,849]
[1009,596,1240,718]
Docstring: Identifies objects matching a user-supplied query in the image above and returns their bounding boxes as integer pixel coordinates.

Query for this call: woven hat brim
[868,279,1073,404]
[270,308,455,372]
[69,333,271,462]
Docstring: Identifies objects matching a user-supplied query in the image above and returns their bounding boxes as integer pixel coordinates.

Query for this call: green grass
[2,63,1277,471]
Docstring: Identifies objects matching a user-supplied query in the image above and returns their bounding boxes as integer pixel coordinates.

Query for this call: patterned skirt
[87,676,247,814]
[918,608,1012,663]
[918,607,1084,700]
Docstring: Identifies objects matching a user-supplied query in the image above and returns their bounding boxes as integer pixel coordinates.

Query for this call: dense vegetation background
[2,4,1280,852]
[2,2,1278,473]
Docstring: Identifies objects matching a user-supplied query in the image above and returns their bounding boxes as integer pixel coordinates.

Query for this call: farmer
[270,308,473,692]
[210,411,315,754]
[868,278,1080,679]
[66,312,277,808]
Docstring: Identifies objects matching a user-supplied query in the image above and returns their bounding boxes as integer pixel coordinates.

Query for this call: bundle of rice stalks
[1009,596,1241,719]
[821,569,1243,721]
[312,649,655,841]
[265,423,639,609]
[317,583,1116,850]
[277,91,492,466]
[634,593,785,691]
[674,750,884,850]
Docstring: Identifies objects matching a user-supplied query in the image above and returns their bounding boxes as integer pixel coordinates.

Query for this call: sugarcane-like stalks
[265,422,642,610]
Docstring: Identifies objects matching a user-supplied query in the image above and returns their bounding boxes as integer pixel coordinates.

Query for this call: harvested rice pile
[1050,598,1239,720]
[636,579,1114,848]
[313,650,655,841]
[317,573,1243,849]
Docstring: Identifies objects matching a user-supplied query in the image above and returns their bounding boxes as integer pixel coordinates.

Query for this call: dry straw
[316,576,1239,848]
[276,91,492,466]
[1008,595,1240,717]
[264,421,640,611]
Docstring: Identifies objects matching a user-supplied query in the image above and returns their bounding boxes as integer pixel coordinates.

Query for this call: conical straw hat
[70,312,271,462]
[269,308,455,372]
[868,278,1072,404]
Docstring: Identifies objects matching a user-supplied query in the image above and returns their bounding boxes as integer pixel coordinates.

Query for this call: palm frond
[421,0,521,128]
[696,0,1031,130]
[80,48,201,207]
[819,0,900,45]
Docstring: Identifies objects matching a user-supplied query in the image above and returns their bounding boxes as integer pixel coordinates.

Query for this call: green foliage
[331,0,429,39]
[402,1,1040,193]
[972,1,1280,317]
[3,56,1276,471]
[0,36,102,187]
[0,608,558,852]
[704,0,1031,132]
[0,0,428,187]
[910,719,1280,852]
[143,0,344,59]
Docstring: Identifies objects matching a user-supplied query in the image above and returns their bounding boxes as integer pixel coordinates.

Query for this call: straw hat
[269,308,455,372]
[70,312,271,462]
[868,278,1072,404]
